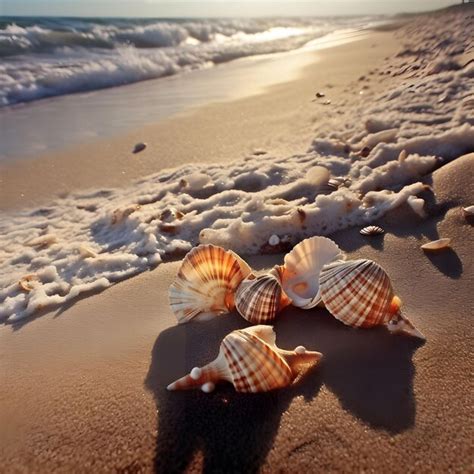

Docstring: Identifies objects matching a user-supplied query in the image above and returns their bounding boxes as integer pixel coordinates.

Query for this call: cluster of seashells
[167,236,425,394]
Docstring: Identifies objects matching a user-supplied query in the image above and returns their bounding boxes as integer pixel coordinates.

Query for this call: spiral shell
[360,225,384,236]
[169,244,252,324]
[235,266,290,323]
[281,236,345,309]
[167,325,323,393]
[319,259,424,339]
[319,259,398,328]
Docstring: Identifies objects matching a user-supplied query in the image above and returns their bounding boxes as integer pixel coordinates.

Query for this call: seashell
[359,146,371,158]
[407,196,426,218]
[160,208,184,221]
[167,325,323,393]
[111,204,140,224]
[169,244,252,324]
[319,259,425,339]
[315,92,325,98]
[360,225,385,236]
[398,149,408,162]
[235,266,291,323]
[421,238,451,252]
[133,142,147,154]
[79,244,98,258]
[18,274,39,292]
[281,236,345,309]
[26,234,58,248]
[462,205,474,219]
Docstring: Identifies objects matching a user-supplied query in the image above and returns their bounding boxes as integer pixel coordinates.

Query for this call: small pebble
[268,234,280,246]
[133,142,147,154]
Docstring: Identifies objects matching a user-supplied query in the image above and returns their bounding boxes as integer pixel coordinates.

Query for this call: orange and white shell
[319,259,425,339]
[167,325,323,393]
[169,244,252,324]
[234,266,291,324]
[280,236,345,309]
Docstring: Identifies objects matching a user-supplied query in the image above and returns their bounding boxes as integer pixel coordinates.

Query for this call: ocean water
[0,16,378,107]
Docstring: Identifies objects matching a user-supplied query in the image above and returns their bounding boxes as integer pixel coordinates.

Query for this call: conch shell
[280,236,345,309]
[319,259,425,339]
[167,325,322,393]
[169,244,252,324]
[235,266,291,323]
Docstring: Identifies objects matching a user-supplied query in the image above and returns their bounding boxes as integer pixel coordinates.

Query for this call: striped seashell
[319,259,424,339]
[281,236,345,309]
[360,225,385,236]
[169,244,252,324]
[235,266,291,324]
[167,325,323,393]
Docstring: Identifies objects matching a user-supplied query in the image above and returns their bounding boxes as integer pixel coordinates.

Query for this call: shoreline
[0,27,371,163]
[0,30,398,211]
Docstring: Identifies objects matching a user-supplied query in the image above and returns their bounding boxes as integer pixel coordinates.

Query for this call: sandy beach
[1,5,473,473]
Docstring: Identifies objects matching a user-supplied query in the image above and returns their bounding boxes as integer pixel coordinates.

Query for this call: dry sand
[1,28,473,473]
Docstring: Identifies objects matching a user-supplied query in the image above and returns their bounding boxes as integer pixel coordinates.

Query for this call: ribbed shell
[221,328,294,392]
[166,325,323,392]
[281,236,344,309]
[360,225,384,236]
[235,267,285,324]
[169,244,252,323]
[319,259,397,328]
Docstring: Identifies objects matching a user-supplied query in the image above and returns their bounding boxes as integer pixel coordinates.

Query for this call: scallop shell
[360,225,385,236]
[235,266,291,324]
[169,245,252,324]
[167,325,323,393]
[421,238,451,252]
[18,274,39,292]
[281,236,345,309]
[319,259,424,339]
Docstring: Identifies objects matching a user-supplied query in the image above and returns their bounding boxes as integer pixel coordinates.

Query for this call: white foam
[0,9,473,322]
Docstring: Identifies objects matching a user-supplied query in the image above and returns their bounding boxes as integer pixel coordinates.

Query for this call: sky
[0,0,458,18]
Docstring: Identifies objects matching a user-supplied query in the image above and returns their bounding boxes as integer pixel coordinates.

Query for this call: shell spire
[235,266,291,324]
[385,296,426,340]
[167,325,323,393]
[169,244,252,324]
[319,259,425,339]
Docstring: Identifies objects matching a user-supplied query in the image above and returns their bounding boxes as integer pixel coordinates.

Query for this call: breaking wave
[0,16,374,106]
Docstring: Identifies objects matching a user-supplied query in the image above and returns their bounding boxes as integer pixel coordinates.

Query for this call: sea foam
[0,9,473,322]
